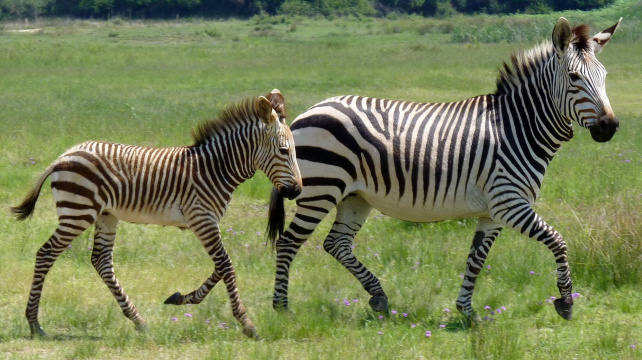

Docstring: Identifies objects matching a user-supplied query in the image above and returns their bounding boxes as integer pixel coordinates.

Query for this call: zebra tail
[10,163,55,221]
[266,187,285,248]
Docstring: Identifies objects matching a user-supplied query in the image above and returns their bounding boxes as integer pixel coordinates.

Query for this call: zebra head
[255,89,302,200]
[552,17,622,142]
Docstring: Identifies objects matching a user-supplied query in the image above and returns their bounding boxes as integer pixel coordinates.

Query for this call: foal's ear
[256,96,275,124]
[266,89,286,122]
[552,17,572,60]
[592,17,622,54]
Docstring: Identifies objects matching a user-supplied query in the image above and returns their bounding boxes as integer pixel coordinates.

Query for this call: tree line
[0,0,614,20]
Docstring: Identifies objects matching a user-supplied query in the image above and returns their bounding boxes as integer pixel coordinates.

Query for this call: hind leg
[322,195,388,312]
[91,213,146,330]
[26,218,92,337]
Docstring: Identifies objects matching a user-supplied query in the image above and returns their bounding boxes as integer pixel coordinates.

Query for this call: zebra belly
[111,205,188,228]
[358,188,489,223]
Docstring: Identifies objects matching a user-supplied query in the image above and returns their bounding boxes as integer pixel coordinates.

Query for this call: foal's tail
[10,163,56,221]
[266,187,285,248]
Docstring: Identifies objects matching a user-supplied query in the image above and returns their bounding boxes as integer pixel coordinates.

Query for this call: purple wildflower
[343,299,350,306]
[374,253,379,257]
[403,313,408,318]
[631,345,636,350]
[529,271,535,275]
[439,324,446,328]
[411,324,417,328]
[425,331,432,338]
[391,310,397,315]
[205,320,210,325]
[378,315,384,319]
[460,274,465,279]
[444,308,450,313]
[185,313,192,318]
[353,299,358,303]
[571,292,581,299]
[170,317,178,321]
[484,306,492,310]
[378,331,383,335]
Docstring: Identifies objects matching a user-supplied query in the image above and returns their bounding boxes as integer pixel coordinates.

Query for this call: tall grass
[1,4,640,359]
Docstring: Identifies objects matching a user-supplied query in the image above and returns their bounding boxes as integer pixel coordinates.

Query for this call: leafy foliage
[0,0,616,19]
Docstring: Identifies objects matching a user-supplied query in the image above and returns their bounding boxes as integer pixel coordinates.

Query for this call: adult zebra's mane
[191,98,262,146]
[494,24,591,96]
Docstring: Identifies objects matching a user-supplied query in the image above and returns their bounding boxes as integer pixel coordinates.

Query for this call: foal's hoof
[554,297,573,320]
[29,322,47,339]
[369,295,389,313]
[243,327,261,340]
[135,322,149,332]
[164,292,182,305]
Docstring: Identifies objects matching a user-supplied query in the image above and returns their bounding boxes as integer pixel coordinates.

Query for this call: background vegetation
[1,0,640,358]
[0,0,618,21]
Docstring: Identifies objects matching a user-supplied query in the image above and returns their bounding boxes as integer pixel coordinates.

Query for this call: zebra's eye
[278,147,289,155]
[569,72,582,82]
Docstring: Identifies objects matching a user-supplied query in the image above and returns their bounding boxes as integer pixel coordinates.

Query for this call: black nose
[280,184,302,200]
[590,114,619,143]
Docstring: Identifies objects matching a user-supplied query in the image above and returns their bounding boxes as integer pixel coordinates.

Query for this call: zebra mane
[494,24,591,96]
[191,98,262,146]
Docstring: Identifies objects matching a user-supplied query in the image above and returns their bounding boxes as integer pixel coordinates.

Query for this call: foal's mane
[191,98,261,146]
[494,24,591,96]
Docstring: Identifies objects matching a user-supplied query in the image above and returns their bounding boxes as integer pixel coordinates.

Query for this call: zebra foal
[12,90,302,339]
[268,18,622,322]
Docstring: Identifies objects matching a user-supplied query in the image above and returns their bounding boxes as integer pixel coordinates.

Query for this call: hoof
[164,292,182,305]
[29,322,47,339]
[273,299,290,313]
[462,312,482,329]
[369,295,389,313]
[554,297,573,320]
[243,327,261,340]
[135,322,149,332]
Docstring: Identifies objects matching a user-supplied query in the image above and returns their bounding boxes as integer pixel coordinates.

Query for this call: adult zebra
[267,18,622,322]
[11,90,302,339]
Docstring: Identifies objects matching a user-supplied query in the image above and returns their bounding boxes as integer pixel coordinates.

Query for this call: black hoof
[164,292,182,305]
[29,322,47,339]
[554,297,573,320]
[369,295,389,313]
[243,327,261,340]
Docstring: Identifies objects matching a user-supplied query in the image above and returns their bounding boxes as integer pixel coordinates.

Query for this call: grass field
[1,2,641,359]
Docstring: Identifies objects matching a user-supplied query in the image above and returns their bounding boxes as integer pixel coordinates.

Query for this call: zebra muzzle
[589,114,619,142]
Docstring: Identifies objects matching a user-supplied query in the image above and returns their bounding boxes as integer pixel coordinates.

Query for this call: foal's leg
[455,217,503,322]
[169,218,257,339]
[91,213,146,330]
[26,218,92,337]
[321,195,387,312]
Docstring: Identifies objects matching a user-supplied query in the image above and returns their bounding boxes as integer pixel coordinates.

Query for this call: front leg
[456,217,503,322]
[492,202,574,320]
[175,216,258,339]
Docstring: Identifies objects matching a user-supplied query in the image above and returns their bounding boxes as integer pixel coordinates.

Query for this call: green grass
[1,5,641,359]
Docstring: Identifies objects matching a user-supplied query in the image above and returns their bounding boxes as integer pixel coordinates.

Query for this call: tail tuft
[266,187,285,248]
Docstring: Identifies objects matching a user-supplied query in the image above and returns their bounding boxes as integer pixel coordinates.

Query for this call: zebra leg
[26,221,92,338]
[322,195,388,312]
[91,213,146,331]
[164,271,221,305]
[493,205,574,320]
[273,197,334,312]
[187,221,258,339]
[455,217,503,322]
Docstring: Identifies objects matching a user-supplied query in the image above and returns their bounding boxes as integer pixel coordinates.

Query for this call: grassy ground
[1,4,641,359]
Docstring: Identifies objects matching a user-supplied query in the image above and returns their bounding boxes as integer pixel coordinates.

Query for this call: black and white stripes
[12,90,302,339]
[269,17,621,321]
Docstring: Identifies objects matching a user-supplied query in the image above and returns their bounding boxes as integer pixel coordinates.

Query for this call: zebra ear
[592,17,622,55]
[552,17,572,60]
[266,89,286,123]
[256,96,275,124]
